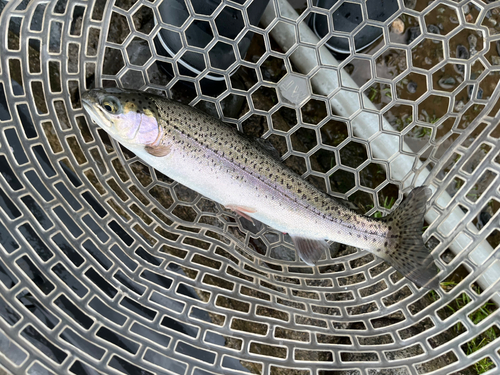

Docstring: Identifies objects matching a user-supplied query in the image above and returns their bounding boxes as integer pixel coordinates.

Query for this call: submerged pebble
[456,44,469,60]
[392,18,405,34]
[406,26,421,44]
[438,76,456,90]
[455,100,465,111]
[427,24,440,35]
[455,45,469,74]
[468,34,478,55]
[407,81,417,94]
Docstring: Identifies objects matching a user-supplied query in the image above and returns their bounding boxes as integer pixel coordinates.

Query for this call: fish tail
[380,186,439,289]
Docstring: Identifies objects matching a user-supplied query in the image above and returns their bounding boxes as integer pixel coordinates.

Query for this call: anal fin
[291,236,329,266]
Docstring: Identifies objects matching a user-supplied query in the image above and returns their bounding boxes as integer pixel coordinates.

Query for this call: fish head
[82,88,162,147]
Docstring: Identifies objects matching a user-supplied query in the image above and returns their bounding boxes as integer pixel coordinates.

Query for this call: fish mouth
[81,98,92,114]
[81,91,97,116]
[81,90,94,105]
[81,93,112,129]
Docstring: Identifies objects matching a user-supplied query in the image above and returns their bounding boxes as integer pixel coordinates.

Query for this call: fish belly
[130,141,384,251]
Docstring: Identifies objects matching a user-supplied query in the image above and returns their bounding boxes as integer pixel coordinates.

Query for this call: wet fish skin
[82,88,439,289]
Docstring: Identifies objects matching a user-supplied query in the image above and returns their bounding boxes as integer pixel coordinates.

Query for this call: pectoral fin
[291,236,329,266]
[145,144,171,157]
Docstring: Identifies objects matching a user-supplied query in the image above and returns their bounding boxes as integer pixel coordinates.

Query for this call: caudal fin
[380,187,439,289]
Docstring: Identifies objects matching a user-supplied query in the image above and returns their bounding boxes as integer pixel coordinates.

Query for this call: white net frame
[0,0,500,374]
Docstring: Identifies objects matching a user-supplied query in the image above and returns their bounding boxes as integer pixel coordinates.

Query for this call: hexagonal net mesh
[1,0,500,374]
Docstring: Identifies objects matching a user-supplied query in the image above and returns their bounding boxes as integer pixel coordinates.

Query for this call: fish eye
[101,97,119,114]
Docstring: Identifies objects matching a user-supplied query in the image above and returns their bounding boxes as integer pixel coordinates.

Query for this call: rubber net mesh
[0,0,500,374]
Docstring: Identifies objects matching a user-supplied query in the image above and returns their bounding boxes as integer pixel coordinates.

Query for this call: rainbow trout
[82,88,439,289]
